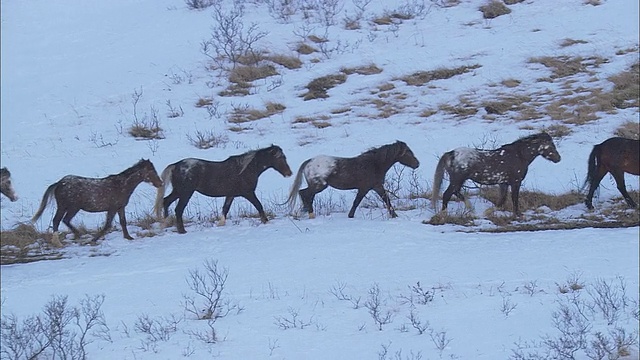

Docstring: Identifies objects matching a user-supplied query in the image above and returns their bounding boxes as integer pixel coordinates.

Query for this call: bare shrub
[273,307,313,330]
[365,283,394,330]
[166,100,184,118]
[187,129,229,149]
[1,294,109,360]
[133,313,181,343]
[480,0,511,19]
[184,0,216,10]
[182,259,241,322]
[201,3,268,69]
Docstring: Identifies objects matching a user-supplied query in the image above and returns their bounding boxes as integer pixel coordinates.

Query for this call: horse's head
[395,141,420,169]
[266,146,293,177]
[537,133,561,163]
[139,159,164,188]
[0,167,18,202]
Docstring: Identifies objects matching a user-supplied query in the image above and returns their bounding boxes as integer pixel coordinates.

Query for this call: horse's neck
[512,143,541,164]
[115,168,146,192]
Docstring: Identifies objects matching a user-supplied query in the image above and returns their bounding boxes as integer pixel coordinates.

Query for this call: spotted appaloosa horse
[31,159,163,244]
[584,137,639,210]
[286,141,420,219]
[431,133,561,216]
[155,145,292,234]
[1,167,18,202]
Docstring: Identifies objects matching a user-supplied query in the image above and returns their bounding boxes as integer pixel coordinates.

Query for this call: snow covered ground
[1,0,638,359]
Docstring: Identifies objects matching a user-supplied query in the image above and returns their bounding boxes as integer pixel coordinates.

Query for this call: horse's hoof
[177,229,187,234]
[124,236,134,240]
[309,213,316,219]
[217,217,226,226]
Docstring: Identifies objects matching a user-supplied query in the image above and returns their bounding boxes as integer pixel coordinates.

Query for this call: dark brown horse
[1,167,18,202]
[31,159,163,244]
[432,133,561,216]
[155,145,292,233]
[584,137,639,210]
[286,141,420,219]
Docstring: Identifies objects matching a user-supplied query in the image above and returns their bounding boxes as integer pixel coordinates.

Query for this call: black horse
[1,167,18,202]
[31,159,163,245]
[584,137,639,210]
[432,133,561,216]
[286,141,420,219]
[155,145,292,233]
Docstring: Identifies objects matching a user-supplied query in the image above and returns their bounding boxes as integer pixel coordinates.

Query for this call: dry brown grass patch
[398,64,481,86]
[501,78,521,88]
[424,209,475,226]
[195,97,214,107]
[479,1,511,19]
[607,62,639,109]
[302,73,347,100]
[308,35,328,43]
[543,124,572,138]
[528,55,607,80]
[482,95,531,115]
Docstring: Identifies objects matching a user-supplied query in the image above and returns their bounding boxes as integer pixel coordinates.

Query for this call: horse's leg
[611,169,637,208]
[62,208,82,240]
[93,210,117,242]
[511,182,522,217]
[51,207,66,247]
[162,190,180,218]
[219,196,235,226]
[585,167,607,210]
[348,189,369,218]
[496,184,509,208]
[299,183,327,219]
[373,186,397,218]
[117,208,133,240]
[441,181,462,211]
[174,192,194,234]
[243,192,268,223]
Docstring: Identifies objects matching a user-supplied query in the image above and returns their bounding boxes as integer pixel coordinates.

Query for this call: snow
[1,0,638,359]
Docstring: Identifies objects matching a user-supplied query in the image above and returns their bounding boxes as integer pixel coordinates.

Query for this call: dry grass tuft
[1,224,64,264]
[308,35,328,43]
[501,78,521,88]
[482,95,531,115]
[607,62,639,109]
[302,73,347,100]
[479,1,511,19]
[543,124,572,138]
[528,55,607,80]
[424,209,475,226]
[399,64,481,86]
[195,97,214,107]
[229,102,286,123]
[219,82,252,97]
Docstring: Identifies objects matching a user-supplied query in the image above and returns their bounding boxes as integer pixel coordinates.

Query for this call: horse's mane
[503,133,550,149]
[359,141,403,159]
[114,159,149,177]
[235,145,278,174]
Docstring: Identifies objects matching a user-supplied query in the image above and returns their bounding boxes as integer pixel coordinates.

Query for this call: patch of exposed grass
[398,64,481,86]
[479,1,511,19]
[196,97,214,107]
[301,73,347,100]
[229,102,286,123]
[308,35,328,43]
[293,115,332,128]
[614,121,640,140]
[219,82,252,97]
[0,224,64,264]
[341,64,383,76]
[608,62,639,109]
[266,54,302,70]
[129,120,164,140]
[479,188,583,213]
[229,64,278,84]
[528,55,607,80]
[559,38,588,47]
[501,78,521,88]
[543,124,572,138]
[482,95,531,115]
[296,43,317,55]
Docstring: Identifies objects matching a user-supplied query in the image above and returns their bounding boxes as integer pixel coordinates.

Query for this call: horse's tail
[284,159,311,212]
[582,144,601,192]
[154,164,175,219]
[31,182,59,223]
[431,151,452,209]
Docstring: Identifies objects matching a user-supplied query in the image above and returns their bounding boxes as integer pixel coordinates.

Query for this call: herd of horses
[0,134,638,243]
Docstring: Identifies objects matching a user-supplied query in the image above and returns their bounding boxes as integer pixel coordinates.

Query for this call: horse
[584,137,639,210]
[154,145,292,233]
[431,132,561,216]
[31,159,163,245]
[1,167,18,202]
[285,141,420,219]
